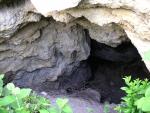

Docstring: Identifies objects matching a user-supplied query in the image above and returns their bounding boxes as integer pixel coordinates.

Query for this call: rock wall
[31,0,150,71]
[0,0,150,87]
[0,17,91,87]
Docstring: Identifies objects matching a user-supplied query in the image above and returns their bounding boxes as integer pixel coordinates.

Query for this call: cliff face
[31,0,150,71]
[0,0,150,87]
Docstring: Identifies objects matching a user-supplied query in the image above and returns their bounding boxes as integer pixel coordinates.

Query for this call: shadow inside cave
[39,39,150,104]
[87,39,150,103]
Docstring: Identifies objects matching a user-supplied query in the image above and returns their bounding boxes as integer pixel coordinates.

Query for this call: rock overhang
[0,0,149,87]
[30,0,150,71]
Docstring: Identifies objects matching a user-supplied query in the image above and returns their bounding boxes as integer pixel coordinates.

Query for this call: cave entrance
[35,21,150,104]
[87,39,150,103]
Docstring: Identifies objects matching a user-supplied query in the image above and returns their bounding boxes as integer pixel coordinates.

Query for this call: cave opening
[37,26,150,104]
[19,20,150,104]
[54,37,150,104]
[86,39,150,103]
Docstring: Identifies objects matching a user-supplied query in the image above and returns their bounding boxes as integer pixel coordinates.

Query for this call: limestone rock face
[0,17,90,87]
[31,0,82,15]
[0,0,150,87]
[31,0,150,71]
[0,0,40,38]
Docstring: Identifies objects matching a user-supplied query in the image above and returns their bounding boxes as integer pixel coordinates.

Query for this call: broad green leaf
[0,107,7,113]
[145,87,150,97]
[87,108,94,113]
[103,103,110,113]
[56,98,68,109]
[16,109,30,113]
[6,83,15,91]
[126,90,132,94]
[48,107,58,113]
[0,74,4,80]
[0,95,16,106]
[62,105,73,113]
[12,87,20,95]
[39,109,49,113]
[2,86,12,96]
[0,74,4,96]
[37,96,50,106]
[136,97,150,112]
[16,111,30,113]
[18,88,32,99]
[0,80,3,96]
[10,98,23,109]
[0,79,3,87]
[135,97,145,109]
[141,98,150,112]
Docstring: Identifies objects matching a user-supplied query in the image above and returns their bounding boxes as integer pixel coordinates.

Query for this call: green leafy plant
[103,102,110,113]
[115,76,150,113]
[0,74,73,113]
[135,87,150,112]
[86,107,94,113]
[48,98,73,113]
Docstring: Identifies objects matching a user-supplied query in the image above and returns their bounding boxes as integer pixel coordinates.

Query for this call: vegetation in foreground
[0,74,73,113]
[115,76,150,113]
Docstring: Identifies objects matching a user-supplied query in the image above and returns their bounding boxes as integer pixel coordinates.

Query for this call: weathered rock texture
[0,0,150,87]
[42,89,117,113]
[31,0,150,71]
[1,17,91,87]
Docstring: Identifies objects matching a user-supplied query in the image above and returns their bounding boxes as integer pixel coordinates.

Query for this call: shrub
[115,76,150,113]
[0,74,73,113]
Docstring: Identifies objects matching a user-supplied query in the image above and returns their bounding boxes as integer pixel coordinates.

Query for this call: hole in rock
[2,17,149,106]
[40,38,150,104]
[87,39,150,103]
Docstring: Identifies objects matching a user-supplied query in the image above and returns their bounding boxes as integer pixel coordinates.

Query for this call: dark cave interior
[39,38,150,104]
[87,39,150,103]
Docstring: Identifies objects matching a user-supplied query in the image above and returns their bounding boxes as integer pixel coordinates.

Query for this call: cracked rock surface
[0,1,150,112]
[31,0,150,71]
[0,0,150,88]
